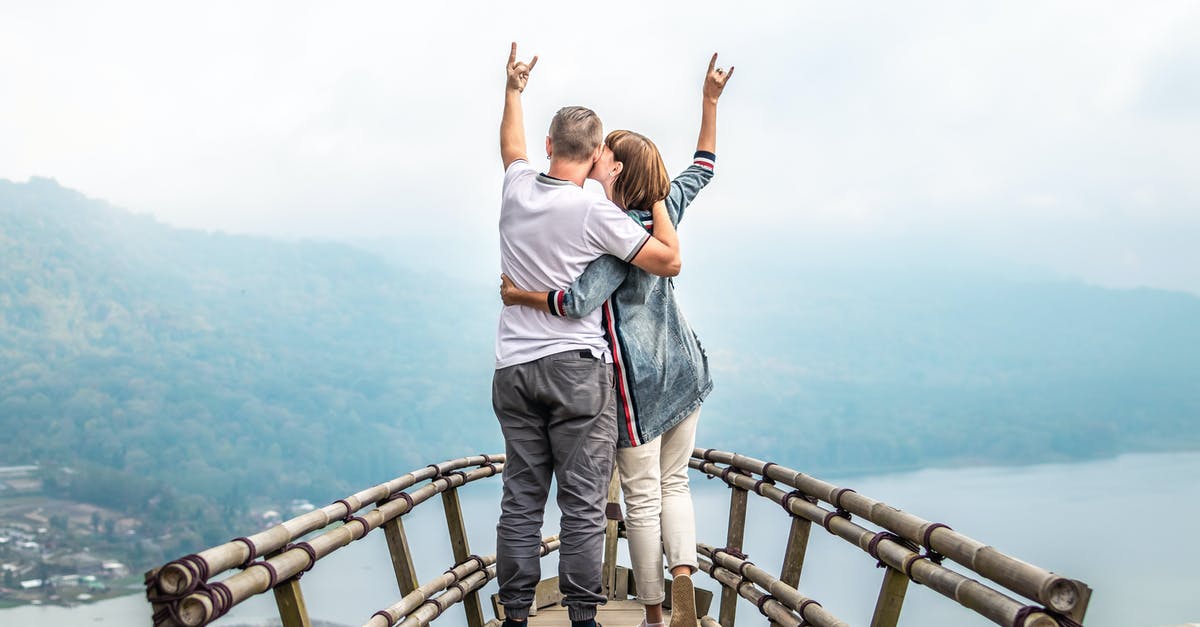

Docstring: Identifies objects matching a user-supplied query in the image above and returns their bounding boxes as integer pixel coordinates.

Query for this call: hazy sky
[3,1,1199,292]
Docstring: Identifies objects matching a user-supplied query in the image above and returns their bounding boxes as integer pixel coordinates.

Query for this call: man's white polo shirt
[495,160,650,369]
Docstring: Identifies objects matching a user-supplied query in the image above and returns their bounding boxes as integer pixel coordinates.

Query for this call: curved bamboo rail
[689,449,1090,627]
[151,455,502,600]
[147,456,503,626]
[143,448,1092,627]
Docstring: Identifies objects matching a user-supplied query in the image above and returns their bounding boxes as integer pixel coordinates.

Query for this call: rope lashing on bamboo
[334,498,355,518]
[821,508,851,533]
[379,489,415,510]
[831,487,856,510]
[205,581,233,620]
[713,545,748,561]
[286,542,318,580]
[449,554,488,577]
[826,488,856,531]
[921,522,952,564]
[868,531,916,568]
[692,448,1089,618]
[754,592,778,617]
[153,553,209,598]
[1014,605,1083,627]
[780,489,818,516]
[796,599,823,627]
[231,537,257,568]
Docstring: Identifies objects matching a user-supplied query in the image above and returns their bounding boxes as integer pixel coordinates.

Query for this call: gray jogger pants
[492,349,618,622]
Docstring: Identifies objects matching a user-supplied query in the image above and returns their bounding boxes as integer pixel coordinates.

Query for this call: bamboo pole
[691,459,1064,627]
[149,454,503,600]
[172,465,502,626]
[698,544,846,627]
[442,486,485,627]
[717,479,748,627]
[869,567,909,627]
[692,449,1090,618]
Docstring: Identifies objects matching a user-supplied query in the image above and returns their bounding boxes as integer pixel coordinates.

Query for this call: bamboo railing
[146,455,504,627]
[687,448,1091,627]
[143,448,1092,627]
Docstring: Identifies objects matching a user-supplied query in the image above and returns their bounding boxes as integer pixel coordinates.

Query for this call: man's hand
[507,42,538,93]
[703,53,734,104]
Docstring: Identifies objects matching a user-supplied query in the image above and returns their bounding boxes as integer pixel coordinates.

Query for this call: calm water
[5,451,1197,627]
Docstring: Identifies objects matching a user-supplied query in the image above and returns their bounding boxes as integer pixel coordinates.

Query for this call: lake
[3,451,1197,626]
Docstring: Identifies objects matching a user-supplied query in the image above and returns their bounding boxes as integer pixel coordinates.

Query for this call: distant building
[0,465,38,479]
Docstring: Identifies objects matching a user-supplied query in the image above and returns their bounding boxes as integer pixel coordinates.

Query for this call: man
[493,43,683,627]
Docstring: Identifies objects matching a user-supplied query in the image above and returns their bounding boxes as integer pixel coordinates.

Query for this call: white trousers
[616,408,701,605]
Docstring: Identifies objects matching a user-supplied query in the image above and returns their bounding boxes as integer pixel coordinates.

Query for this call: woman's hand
[500,273,519,306]
[703,53,734,104]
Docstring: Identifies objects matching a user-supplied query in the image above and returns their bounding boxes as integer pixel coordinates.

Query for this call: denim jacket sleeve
[665,151,716,226]
[546,254,629,319]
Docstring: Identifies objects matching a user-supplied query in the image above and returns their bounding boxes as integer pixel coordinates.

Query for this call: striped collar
[537,172,575,186]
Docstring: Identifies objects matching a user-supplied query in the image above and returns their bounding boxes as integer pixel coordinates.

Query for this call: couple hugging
[491,42,733,627]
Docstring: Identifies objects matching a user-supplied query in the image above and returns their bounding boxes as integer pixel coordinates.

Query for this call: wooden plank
[273,578,313,627]
[772,515,812,627]
[718,486,748,627]
[869,567,910,627]
[528,599,657,627]
[443,487,486,627]
[779,515,812,588]
[382,516,420,596]
[601,467,622,599]
[534,576,564,609]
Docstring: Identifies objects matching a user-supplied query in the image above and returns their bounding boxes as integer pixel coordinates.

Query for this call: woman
[500,53,733,627]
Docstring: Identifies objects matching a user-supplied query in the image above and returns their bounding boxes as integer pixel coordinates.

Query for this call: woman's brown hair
[607,130,670,212]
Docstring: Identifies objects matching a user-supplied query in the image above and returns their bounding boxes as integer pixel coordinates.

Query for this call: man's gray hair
[548,106,603,162]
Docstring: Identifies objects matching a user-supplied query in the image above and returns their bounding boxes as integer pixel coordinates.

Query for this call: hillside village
[0,464,317,608]
[0,465,138,607]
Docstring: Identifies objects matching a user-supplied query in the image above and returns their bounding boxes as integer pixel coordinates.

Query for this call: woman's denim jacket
[546,152,715,448]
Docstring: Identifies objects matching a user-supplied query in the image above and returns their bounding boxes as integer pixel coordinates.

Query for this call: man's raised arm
[501,42,538,170]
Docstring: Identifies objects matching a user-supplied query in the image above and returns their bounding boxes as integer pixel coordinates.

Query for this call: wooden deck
[484,600,687,627]
[486,573,710,627]
[529,599,665,627]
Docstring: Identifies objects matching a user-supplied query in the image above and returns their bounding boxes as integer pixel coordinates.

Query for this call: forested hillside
[0,178,497,544]
[2,176,1198,549]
